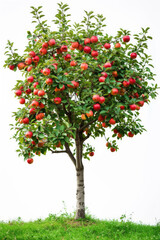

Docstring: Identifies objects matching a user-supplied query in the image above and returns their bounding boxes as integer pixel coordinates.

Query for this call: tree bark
[75,168,85,219]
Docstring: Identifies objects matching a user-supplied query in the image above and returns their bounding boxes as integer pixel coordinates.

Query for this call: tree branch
[49,148,67,154]
[82,133,91,143]
[79,119,97,132]
[65,142,76,167]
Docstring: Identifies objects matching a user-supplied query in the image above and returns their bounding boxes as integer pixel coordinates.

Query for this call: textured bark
[75,168,85,219]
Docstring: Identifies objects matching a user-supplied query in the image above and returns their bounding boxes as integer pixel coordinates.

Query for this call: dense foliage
[4,2,157,164]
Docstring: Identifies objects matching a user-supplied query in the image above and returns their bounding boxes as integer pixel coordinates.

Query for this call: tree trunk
[75,168,85,219]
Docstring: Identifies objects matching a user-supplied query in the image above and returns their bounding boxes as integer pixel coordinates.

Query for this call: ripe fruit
[99,76,105,83]
[109,118,116,125]
[129,78,136,84]
[25,58,32,65]
[38,90,45,96]
[106,142,110,147]
[101,72,108,78]
[112,71,118,78]
[120,105,125,110]
[93,103,101,111]
[15,90,22,96]
[23,118,29,124]
[29,51,36,58]
[60,45,68,52]
[98,115,104,122]
[36,113,45,120]
[70,61,77,66]
[138,101,144,107]
[29,108,36,114]
[19,98,25,104]
[83,46,91,53]
[64,54,71,61]
[46,78,53,85]
[123,81,130,87]
[27,158,33,164]
[27,66,33,72]
[91,36,98,43]
[27,76,34,83]
[123,35,130,42]
[84,38,91,45]
[130,104,137,110]
[110,147,116,152]
[128,131,134,137]
[86,110,93,117]
[31,100,39,107]
[38,140,45,147]
[102,122,107,128]
[117,133,122,138]
[104,62,112,68]
[111,88,119,96]
[18,62,25,70]
[115,43,121,48]
[81,114,86,120]
[91,50,98,57]
[130,52,137,59]
[99,96,105,104]
[113,129,118,134]
[42,42,48,48]
[67,80,79,88]
[9,65,15,70]
[81,63,88,70]
[39,102,45,108]
[25,131,33,138]
[32,56,40,63]
[136,105,140,110]
[48,39,56,46]
[54,97,61,104]
[89,152,94,156]
[26,88,32,94]
[104,43,111,49]
[71,42,79,48]
[43,68,50,76]
[39,48,47,55]
[92,95,100,102]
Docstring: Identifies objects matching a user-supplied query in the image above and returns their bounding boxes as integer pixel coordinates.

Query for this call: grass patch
[0,213,159,240]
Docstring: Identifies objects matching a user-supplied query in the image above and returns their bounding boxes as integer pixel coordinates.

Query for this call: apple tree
[4,2,158,219]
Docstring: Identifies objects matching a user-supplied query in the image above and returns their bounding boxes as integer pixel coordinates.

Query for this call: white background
[0,0,160,225]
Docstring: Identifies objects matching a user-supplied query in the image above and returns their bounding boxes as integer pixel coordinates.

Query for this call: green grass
[0,213,159,240]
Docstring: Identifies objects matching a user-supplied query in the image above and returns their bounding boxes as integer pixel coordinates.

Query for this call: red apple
[109,118,116,125]
[25,131,33,138]
[54,97,62,104]
[98,115,104,122]
[93,103,101,111]
[39,102,45,108]
[104,43,111,49]
[83,46,91,53]
[46,78,53,85]
[99,76,105,82]
[112,71,118,78]
[27,76,34,83]
[111,88,119,95]
[130,52,137,59]
[29,51,36,58]
[43,68,50,76]
[104,62,112,68]
[117,133,122,138]
[128,131,134,137]
[9,65,15,70]
[32,56,40,63]
[81,63,88,70]
[71,42,79,48]
[15,90,22,96]
[25,58,32,65]
[42,42,48,48]
[19,98,25,104]
[27,66,33,72]
[129,78,136,84]
[123,81,130,87]
[60,45,68,52]
[138,101,144,107]
[38,90,45,96]
[70,61,77,66]
[48,39,56,46]
[115,43,121,48]
[123,35,130,42]
[102,122,107,128]
[64,54,71,61]
[33,89,39,95]
[110,147,116,152]
[23,118,29,124]
[91,50,98,57]
[99,96,105,104]
[29,108,36,114]
[26,89,32,95]
[91,36,98,43]
[86,110,93,117]
[130,104,137,110]
[81,114,86,120]
[113,129,118,134]
[120,105,125,110]
[84,38,91,45]
[31,100,39,107]
[27,158,33,164]
[101,72,108,78]
[89,152,94,156]
[18,62,25,70]
[39,48,47,55]
[33,82,39,88]
[92,95,100,102]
